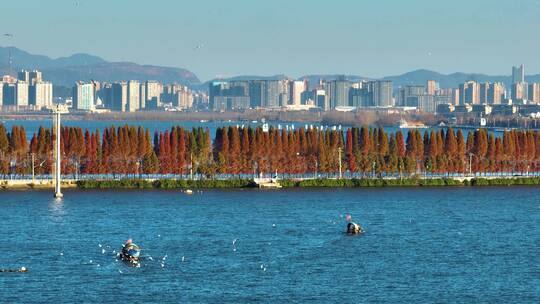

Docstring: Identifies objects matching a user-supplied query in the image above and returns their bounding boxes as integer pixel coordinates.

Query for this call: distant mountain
[383,69,540,88]
[0,47,200,87]
[2,46,540,91]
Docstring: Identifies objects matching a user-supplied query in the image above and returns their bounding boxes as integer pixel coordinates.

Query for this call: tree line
[0,124,539,177]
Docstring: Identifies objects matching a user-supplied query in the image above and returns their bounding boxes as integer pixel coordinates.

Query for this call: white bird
[119,270,123,274]
[89,260,93,264]
[60,252,63,256]
[102,249,106,254]
[148,256,154,261]
[98,244,102,248]
[181,256,185,262]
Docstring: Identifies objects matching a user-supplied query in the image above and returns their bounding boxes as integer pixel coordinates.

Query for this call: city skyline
[1,0,540,81]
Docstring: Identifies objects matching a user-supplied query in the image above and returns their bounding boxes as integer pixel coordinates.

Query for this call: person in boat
[120,239,141,263]
[347,222,363,234]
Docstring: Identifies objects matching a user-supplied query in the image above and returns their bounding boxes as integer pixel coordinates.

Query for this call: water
[1,118,439,137]
[0,188,538,303]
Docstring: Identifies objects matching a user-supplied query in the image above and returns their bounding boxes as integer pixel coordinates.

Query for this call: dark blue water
[0,188,538,303]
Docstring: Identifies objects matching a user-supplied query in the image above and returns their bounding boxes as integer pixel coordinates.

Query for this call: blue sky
[1,0,539,81]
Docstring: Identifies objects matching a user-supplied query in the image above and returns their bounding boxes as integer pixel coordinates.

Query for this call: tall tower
[52,104,69,199]
[512,64,525,84]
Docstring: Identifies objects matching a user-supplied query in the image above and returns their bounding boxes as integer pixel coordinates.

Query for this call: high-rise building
[248,80,264,108]
[479,83,490,104]
[327,76,351,108]
[426,80,437,95]
[145,81,162,107]
[139,84,146,109]
[29,70,42,85]
[371,80,393,107]
[512,82,528,101]
[403,85,425,107]
[459,81,480,105]
[15,81,28,106]
[112,81,128,111]
[312,89,328,110]
[17,70,29,82]
[487,83,505,104]
[264,80,282,108]
[2,83,16,105]
[172,86,194,109]
[0,83,3,106]
[30,81,53,108]
[72,82,95,110]
[418,94,435,113]
[512,64,525,84]
[126,80,140,112]
[290,80,307,106]
[528,83,540,104]
[436,88,459,106]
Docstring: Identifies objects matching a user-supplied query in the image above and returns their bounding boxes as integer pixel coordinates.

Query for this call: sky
[1,0,539,81]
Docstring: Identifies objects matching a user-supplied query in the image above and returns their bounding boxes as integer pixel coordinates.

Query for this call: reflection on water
[48,197,66,220]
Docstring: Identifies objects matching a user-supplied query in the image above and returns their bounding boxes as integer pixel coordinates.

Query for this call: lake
[0,188,538,303]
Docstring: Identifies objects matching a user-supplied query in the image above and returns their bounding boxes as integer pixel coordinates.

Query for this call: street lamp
[9,160,15,180]
[338,147,343,179]
[468,153,473,176]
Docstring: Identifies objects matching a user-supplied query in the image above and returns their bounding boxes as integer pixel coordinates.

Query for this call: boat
[185,189,193,195]
[119,240,141,265]
[399,118,427,129]
[346,222,364,235]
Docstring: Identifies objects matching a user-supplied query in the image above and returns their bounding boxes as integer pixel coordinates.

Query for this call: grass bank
[74,177,540,190]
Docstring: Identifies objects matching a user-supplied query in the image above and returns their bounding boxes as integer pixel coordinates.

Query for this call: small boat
[119,240,141,265]
[185,189,193,195]
[399,118,427,129]
[346,222,364,235]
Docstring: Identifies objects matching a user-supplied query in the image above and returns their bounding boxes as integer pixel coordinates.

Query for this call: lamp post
[31,153,35,183]
[468,153,473,177]
[338,147,342,179]
[52,104,68,199]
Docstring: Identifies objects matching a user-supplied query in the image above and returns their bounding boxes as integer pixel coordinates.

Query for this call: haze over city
[2,0,540,80]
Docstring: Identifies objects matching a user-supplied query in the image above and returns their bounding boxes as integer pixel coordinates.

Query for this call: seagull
[102,249,106,254]
[194,43,205,50]
[181,256,185,262]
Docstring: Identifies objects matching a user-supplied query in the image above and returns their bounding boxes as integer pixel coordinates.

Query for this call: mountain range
[0,47,200,87]
[1,46,539,92]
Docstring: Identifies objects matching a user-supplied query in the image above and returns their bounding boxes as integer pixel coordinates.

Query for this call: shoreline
[2,177,540,190]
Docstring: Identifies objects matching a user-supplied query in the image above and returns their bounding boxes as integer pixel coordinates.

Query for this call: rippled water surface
[0,188,539,303]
